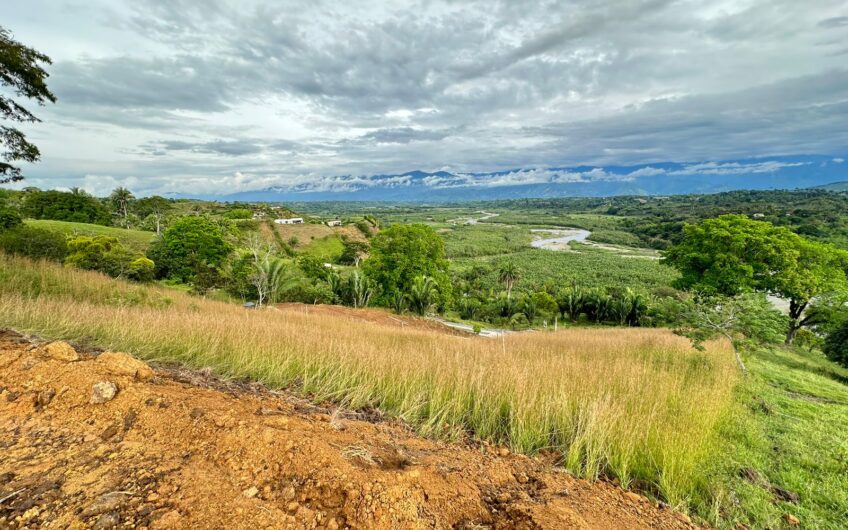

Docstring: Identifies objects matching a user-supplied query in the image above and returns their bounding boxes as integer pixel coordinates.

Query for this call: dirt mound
[0,329,700,529]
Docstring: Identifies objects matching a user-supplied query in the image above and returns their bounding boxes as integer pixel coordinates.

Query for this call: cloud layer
[4,0,848,196]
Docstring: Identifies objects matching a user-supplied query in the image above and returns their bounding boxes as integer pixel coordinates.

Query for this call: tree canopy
[663,214,848,343]
[363,223,450,306]
[1,27,56,183]
[147,216,232,288]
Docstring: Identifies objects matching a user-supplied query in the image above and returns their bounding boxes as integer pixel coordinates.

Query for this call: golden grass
[0,254,737,506]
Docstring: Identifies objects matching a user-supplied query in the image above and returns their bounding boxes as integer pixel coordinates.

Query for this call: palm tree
[348,270,374,308]
[109,187,135,228]
[263,258,301,305]
[407,275,438,316]
[498,262,521,299]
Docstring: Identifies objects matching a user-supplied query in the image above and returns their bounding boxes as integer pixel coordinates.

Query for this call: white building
[274,217,304,225]
[326,220,342,227]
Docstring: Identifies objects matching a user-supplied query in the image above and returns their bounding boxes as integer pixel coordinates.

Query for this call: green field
[704,346,848,529]
[26,219,155,252]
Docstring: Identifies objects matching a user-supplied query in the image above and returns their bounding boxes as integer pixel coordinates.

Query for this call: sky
[4,0,848,196]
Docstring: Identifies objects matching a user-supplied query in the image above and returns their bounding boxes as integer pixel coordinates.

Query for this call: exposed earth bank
[0,329,701,529]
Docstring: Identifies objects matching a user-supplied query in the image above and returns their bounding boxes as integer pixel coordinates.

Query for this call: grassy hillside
[707,347,848,529]
[0,253,735,512]
[26,219,155,252]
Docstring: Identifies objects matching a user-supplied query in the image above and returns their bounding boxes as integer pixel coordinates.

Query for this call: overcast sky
[4,0,848,196]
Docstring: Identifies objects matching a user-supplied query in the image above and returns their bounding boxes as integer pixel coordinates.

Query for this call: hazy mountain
[171,155,847,202]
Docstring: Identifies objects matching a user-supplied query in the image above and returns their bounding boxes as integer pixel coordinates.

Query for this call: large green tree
[1,28,56,183]
[663,214,848,344]
[363,223,450,307]
[147,216,232,289]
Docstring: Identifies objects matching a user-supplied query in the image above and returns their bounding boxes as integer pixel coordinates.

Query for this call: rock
[189,407,205,419]
[625,491,643,503]
[772,485,800,504]
[91,381,119,404]
[498,447,510,457]
[97,352,154,381]
[242,486,259,498]
[42,341,81,362]
[35,388,56,410]
[151,509,182,529]
[93,512,120,529]
[82,492,128,517]
[123,409,138,432]
[100,423,120,441]
[784,514,800,526]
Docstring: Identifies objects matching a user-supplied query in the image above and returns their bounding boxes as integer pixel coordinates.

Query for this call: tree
[823,320,848,367]
[498,262,521,299]
[1,28,56,183]
[147,216,232,288]
[663,215,848,344]
[339,239,369,266]
[407,275,438,316]
[110,187,135,228]
[347,270,375,308]
[245,235,276,307]
[363,224,450,306]
[21,189,111,224]
[674,293,787,374]
[134,196,172,234]
[0,206,22,229]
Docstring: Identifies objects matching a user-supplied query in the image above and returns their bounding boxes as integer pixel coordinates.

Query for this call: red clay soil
[0,329,702,530]
[276,303,469,336]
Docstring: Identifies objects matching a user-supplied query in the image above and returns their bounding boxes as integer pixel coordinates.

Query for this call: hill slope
[0,330,696,529]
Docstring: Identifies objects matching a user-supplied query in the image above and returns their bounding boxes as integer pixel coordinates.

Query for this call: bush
[127,257,155,282]
[0,208,22,229]
[823,320,848,367]
[0,225,68,261]
[223,208,252,220]
[65,235,153,281]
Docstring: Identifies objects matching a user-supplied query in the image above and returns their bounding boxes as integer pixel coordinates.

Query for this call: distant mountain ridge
[814,181,848,192]
[170,154,847,202]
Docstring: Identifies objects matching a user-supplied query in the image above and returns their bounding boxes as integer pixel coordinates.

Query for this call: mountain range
[173,155,847,202]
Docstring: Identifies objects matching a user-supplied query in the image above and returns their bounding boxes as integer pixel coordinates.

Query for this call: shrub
[223,208,252,220]
[0,225,68,261]
[823,320,848,367]
[65,235,153,281]
[0,208,22,229]
[127,257,155,282]
[532,291,558,320]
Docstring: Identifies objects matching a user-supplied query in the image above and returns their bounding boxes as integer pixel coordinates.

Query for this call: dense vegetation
[3,185,848,527]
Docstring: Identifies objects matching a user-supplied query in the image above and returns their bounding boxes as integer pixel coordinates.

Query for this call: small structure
[752,213,766,219]
[243,302,256,310]
[274,217,304,225]
[326,220,342,227]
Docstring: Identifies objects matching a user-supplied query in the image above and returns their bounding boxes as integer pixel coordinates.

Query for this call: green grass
[300,234,345,262]
[26,219,155,253]
[702,347,848,529]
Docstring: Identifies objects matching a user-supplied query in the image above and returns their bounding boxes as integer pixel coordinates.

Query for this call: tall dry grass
[0,254,737,506]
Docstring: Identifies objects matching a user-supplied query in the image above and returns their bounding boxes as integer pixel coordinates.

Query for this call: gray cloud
[3,0,847,195]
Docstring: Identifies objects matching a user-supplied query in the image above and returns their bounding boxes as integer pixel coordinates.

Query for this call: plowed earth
[0,329,701,530]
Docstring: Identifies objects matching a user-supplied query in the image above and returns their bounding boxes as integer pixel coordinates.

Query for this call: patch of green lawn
[701,347,848,529]
[26,219,155,253]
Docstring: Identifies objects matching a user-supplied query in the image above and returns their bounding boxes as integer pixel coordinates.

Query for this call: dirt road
[0,329,700,529]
